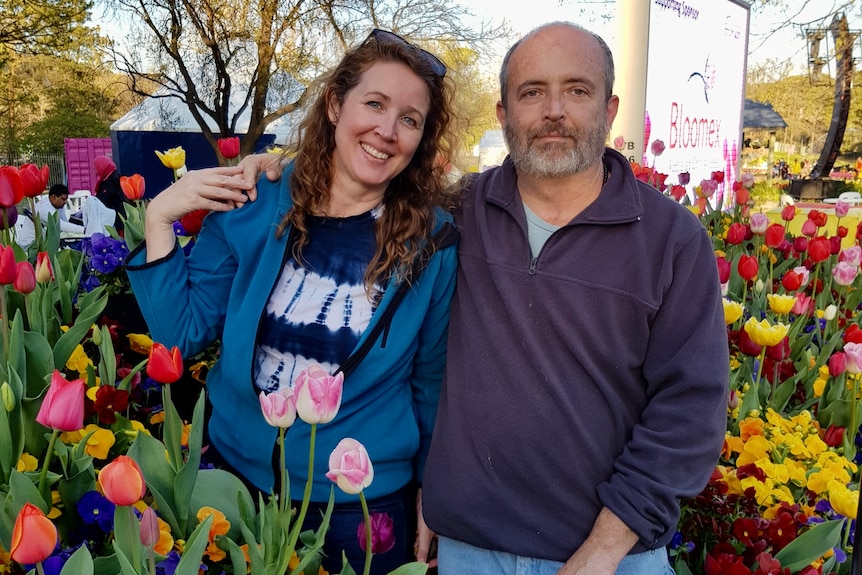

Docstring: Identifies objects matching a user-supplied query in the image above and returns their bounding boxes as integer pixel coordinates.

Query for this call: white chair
[838,191,862,202]
[66,190,91,213]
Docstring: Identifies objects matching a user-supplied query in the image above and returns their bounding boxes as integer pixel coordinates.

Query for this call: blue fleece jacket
[126,170,457,503]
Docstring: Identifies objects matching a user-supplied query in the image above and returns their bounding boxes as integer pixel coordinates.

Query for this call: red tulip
[711,170,724,184]
[0,166,23,208]
[830,236,842,255]
[10,503,57,565]
[99,455,146,505]
[807,209,828,228]
[808,236,831,263]
[845,324,862,344]
[147,342,183,384]
[668,184,686,202]
[792,236,808,255]
[217,136,241,160]
[12,262,35,294]
[179,209,209,236]
[35,370,86,432]
[35,252,54,283]
[734,183,749,206]
[18,164,49,198]
[829,352,847,377]
[837,225,848,238]
[766,337,790,361]
[726,223,747,245]
[120,174,146,200]
[764,224,786,249]
[716,256,730,284]
[737,254,759,281]
[780,204,796,221]
[781,270,802,291]
[823,424,845,448]
[737,329,763,357]
[0,244,16,285]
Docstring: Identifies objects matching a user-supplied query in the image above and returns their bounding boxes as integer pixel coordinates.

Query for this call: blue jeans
[437,536,674,575]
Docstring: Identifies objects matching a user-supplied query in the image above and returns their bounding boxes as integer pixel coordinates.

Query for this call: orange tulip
[10,503,57,565]
[120,174,146,200]
[147,342,183,384]
[35,370,85,432]
[99,455,146,505]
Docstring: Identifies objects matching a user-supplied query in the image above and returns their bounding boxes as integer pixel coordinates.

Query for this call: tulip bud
[140,507,160,549]
[754,279,764,294]
[35,252,54,283]
[175,165,188,178]
[829,353,847,377]
[824,305,837,321]
[1,382,14,412]
[326,438,374,494]
[92,326,102,346]
[13,262,35,294]
[99,455,146,506]
[727,390,739,410]
[259,388,298,429]
[295,365,343,424]
[823,424,845,448]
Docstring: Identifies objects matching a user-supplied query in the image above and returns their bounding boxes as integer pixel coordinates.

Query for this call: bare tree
[106,0,505,161]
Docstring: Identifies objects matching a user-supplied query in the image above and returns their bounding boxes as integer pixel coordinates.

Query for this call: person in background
[93,156,127,230]
[15,184,85,249]
[125,29,457,575]
[421,22,728,575]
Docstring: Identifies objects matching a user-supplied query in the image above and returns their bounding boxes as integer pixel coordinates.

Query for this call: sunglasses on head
[367,29,447,78]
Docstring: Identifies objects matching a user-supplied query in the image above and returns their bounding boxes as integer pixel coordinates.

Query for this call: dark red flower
[716,256,730,284]
[823,424,845,447]
[179,209,209,236]
[356,512,395,554]
[738,329,764,357]
[711,170,725,184]
[766,337,790,361]
[93,385,130,425]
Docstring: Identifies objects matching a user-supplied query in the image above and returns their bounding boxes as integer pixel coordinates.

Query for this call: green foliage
[749,180,781,206]
[0,0,92,63]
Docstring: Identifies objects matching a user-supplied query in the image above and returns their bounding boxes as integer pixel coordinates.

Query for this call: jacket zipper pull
[529,257,538,275]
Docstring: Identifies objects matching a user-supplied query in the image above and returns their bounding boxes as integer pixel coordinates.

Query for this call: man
[420,22,728,575]
[16,184,85,249]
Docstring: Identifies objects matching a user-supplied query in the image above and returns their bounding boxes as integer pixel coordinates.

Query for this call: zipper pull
[529,257,538,275]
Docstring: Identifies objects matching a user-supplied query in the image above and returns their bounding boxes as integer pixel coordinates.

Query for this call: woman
[93,155,127,230]
[125,30,456,574]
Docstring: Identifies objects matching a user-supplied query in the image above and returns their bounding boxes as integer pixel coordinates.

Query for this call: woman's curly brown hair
[276,32,458,300]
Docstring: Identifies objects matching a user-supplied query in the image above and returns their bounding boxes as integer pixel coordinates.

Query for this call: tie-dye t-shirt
[253,205,383,392]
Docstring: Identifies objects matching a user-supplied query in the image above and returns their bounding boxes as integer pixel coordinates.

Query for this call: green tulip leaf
[8,469,47,514]
[774,518,843,571]
[386,563,429,575]
[53,288,107,371]
[59,543,95,575]
[238,518,267,575]
[113,505,143,574]
[92,554,121,575]
[128,432,180,534]
[174,514,213,575]
[338,552,358,575]
[111,541,140,575]
[97,326,117,388]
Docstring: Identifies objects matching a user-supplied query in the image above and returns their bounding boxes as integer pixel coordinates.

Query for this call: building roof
[743,99,787,130]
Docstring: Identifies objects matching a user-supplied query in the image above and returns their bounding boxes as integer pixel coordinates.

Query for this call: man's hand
[414,489,438,567]
[556,508,638,575]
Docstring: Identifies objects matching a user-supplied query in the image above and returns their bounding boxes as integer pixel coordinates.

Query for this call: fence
[0,151,66,189]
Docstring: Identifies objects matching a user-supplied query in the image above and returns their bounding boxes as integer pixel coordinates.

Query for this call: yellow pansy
[198,507,230,562]
[60,429,84,443]
[66,344,94,376]
[128,333,154,355]
[82,424,116,459]
[743,317,790,347]
[155,147,186,170]
[736,435,771,466]
[16,453,38,472]
[767,293,796,315]
[150,411,165,425]
[723,299,743,325]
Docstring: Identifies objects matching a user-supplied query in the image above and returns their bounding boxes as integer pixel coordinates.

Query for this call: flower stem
[287,423,316,552]
[37,429,60,502]
[36,562,46,575]
[129,505,141,570]
[360,491,372,575]
[0,286,8,360]
[278,427,286,516]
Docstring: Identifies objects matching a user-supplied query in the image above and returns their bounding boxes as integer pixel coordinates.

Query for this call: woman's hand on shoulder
[147,165,255,226]
[238,153,287,201]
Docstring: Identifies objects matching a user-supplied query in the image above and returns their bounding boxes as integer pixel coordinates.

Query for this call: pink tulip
[845,342,862,374]
[259,388,297,429]
[326,438,374,494]
[780,204,796,221]
[13,262,35,294]
[829,353,847,377]
[840,246,862,268]
[650,139,665,156]
[791,294,813,316]
[36,371,86,432]
[741,172,755,188]
[698,179,718,199]
[835,200,850,218]
[801,219,817,237]
[295,364,343,424]
[793,266,810,286]
[833,261,858,287]
[35,252,54,283]
[749,213,769,235]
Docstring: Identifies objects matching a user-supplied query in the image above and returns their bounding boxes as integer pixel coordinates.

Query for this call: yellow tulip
[155,147,186,170]
[766,294,796,315]
[743,317,789,347]
[127,333,154,355]
[722,299,743,325]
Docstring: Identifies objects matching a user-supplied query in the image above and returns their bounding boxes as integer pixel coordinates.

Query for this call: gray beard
[504,117,608,179]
